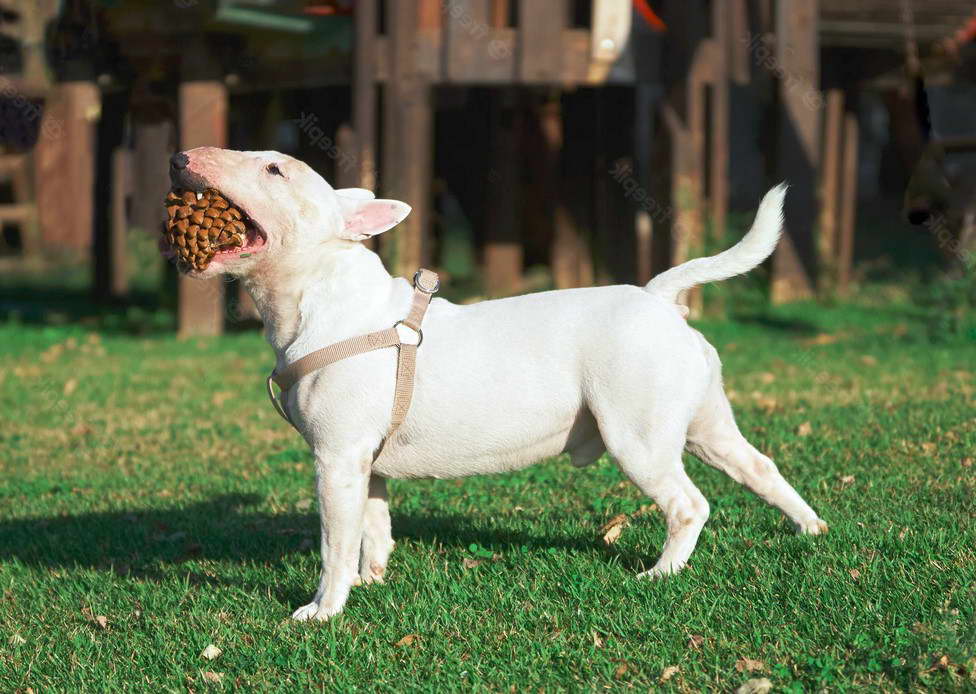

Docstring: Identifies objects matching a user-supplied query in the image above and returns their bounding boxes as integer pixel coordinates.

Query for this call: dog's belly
[371,409,602,479]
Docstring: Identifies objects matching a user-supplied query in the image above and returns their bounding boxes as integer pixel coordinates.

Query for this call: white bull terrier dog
[167,147,827,622]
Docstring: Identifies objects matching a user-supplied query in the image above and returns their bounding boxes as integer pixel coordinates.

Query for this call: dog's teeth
[196,192,203,200]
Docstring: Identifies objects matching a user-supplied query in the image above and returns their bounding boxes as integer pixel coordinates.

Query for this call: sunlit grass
[1,299,974,691]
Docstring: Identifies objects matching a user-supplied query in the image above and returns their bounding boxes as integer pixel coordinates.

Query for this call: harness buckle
[413,269,440,294]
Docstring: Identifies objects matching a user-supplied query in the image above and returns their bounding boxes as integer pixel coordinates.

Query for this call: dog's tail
[644,184,787,304]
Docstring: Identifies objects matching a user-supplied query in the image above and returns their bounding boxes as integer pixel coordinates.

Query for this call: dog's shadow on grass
[0,493,652,588]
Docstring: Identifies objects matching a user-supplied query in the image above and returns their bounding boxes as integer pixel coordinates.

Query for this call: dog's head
[164,147,411,278]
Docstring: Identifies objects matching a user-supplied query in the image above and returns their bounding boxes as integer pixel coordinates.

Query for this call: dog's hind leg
[686,369,827,535]
[357,475,395,585]
[606,428,711,578]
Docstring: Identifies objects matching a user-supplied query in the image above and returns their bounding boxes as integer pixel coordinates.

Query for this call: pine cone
[163,189,248,271]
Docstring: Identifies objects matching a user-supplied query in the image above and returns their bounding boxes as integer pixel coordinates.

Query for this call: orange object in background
[634,0,667,32]
[303,1,352,16]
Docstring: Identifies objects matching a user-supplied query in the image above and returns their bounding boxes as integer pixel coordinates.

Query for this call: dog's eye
[266,163,284,177]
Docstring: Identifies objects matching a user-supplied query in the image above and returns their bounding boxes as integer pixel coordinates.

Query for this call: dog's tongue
[162,189,247,271]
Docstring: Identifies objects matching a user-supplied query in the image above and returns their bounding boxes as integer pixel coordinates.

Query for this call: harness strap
[267,269,439,438]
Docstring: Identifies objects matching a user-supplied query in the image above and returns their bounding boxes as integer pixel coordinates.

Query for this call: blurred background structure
[1,0,975,335]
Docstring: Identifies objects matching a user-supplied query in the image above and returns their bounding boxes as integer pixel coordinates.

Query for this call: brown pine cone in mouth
[163,189,248,271]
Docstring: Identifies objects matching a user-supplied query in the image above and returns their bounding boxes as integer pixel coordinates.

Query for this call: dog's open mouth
[162,188,267,271]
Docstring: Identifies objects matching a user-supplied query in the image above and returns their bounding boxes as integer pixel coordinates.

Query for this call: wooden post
[34,82,100,253]
[110,147,130,297]
[772,0,819,303]
[710,0,731,243]
[484,91,522,296]
[383,0,433,276]
[662,0,708,316]
[819,89,844,291]
[837,112,858,296]
[177,79,227,337]
[354,0,377,191]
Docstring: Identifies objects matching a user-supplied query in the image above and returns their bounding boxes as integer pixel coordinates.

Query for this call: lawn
[1,296,974,692]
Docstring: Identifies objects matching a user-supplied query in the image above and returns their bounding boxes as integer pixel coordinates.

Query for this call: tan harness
[266,269,439,438]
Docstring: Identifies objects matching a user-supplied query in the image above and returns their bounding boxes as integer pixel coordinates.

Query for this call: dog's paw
[637,561,685,580]
[358,562,387,586]
[797,519,829,536]
[291,602,342,622]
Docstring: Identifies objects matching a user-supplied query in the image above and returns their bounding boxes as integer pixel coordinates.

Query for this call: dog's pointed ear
[336,188,411,241]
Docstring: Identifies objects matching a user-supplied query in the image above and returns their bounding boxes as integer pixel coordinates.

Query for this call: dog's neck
[242,243,395,361]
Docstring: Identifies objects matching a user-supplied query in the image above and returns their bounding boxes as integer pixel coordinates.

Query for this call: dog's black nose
[170,152,189,170]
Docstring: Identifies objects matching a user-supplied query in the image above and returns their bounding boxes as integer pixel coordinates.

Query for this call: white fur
[172,148,827,622]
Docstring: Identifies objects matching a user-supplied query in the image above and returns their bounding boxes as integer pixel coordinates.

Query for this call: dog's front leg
[291,456,369,621]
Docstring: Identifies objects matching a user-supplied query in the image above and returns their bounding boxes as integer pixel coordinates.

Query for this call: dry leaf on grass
[201,644,222,660]
[849,568,861,580]
[660,665,680,682]
[9,633,25,646]
[462,558,483,569]
[395,634,420,647]
[921,442,937,455]
[81,607,108,629]
[735,657,765,673]
[687,634,705,649]
[202,671,223,683]
[63,378,78,396]
[592,632,605,648]
[860,355,878,366]
[736,677,772,694]
[613,661,630,679]
[600,514,630,545]
[804,333,841,346]
[796,421,812,436]
[759,372,776,384]
[295,498,313,511]
[839,475,855,487]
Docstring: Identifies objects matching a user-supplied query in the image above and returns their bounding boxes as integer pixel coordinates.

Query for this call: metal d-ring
[393,320,423,346]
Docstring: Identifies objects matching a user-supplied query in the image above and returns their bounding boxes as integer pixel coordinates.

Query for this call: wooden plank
[353,0,377,191]
[178,80,227,337]
[518,0,567,82]
[484,91,522,295]
[110,148,130,298]
[818,89,844,290]
[383,0,433,276]
[772,0,819,303]
[837,113,859,296]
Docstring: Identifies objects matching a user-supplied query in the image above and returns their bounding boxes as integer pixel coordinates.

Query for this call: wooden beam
[445,0,490,82]
[837,112,859,296]
[819,89,844,290]
[772,0,819,303]
[383,0,433,276]
[178,80,227,337]
[518,0,567,83]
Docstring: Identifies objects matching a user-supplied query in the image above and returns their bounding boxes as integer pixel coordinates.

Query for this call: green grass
[1,298,975,692]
